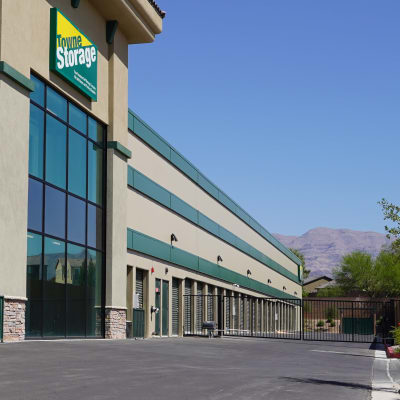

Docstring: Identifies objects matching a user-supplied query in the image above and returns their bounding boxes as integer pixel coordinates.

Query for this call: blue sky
[128,1,400,236]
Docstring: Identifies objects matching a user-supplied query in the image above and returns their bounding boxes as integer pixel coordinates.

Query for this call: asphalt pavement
[0,337,380,400]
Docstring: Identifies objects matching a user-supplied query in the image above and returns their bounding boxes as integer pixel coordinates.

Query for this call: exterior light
[165,267,168,274]
[217,255,223,263]
[267,279,272,284]
[247,269,251,277]
[233,283,239,288]
[294,291,297,295]
[170,233,178,243]
[71,0,80,8]
[283,286,286,291]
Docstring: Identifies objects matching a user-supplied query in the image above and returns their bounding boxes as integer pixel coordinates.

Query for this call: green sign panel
[50,8,97,101]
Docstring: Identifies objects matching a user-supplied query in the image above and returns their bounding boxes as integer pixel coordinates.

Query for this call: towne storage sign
[50,8,97,100]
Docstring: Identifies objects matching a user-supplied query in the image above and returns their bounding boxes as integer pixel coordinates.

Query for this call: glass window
[67,243,86,337]
[88,117,103,145]
[69,103,87,134]
[67,196,86,245]
[87,249,102,337]
[46,86,67,121]
[30,75,45,107]
[68,130,87,198]
[26,232,42,337]
[44,186,66,239]
[88,142,103,205]
[87,204,102,250]
[28,178,43,232]
[43,237,66,336]
[46,114,67,189]
[29,105,44,178]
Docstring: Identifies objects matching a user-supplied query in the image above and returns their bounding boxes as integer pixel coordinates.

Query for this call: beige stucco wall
[127,133,300,277]
[0,75,30,299]
[127,189,302,298]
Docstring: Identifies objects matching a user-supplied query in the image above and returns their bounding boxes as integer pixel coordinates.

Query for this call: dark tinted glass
[46,115,67,189]
[67,244,86,336]
[67,196,86,245]
[68,130,87,198]
[29,105,44,178]
[87,249,102,337]
[26,232,42,337]
[88,117,103,144]
[30,75,45,106]
[46,86,67,121]
[88,142,103,205]
[69,103,87,134]
[43,237,66,336]
[87,204,102,249]
[28,178,43,232]
[44,186,66,239]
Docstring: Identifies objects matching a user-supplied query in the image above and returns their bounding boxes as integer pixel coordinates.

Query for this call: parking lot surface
[0,337,375,400]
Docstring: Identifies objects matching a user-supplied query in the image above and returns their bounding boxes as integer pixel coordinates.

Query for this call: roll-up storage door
[172,278,179,336]
[133,269,145,338]
[207,285,214,321]
[135,269,144,309]
[184,279,192,334]
[196,282,203,334]
[225,290,231,331]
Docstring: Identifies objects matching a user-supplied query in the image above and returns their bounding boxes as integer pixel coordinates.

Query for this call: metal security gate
[172,278,179,336]
[224,296,302,340]
[183,295,399,344]
[302,299,399,343]
[207,286,214,321]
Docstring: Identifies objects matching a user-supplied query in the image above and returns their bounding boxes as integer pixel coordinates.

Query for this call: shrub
[391,323,400,346]
[330,320,336,327]
[325,307,337,322]
[317,320,324,327]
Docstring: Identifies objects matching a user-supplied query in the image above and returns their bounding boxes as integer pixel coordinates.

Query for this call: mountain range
[274,227,391,278]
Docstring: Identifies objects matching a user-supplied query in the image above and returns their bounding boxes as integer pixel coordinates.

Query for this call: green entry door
[162,280,169,336]
[155,279,161,335]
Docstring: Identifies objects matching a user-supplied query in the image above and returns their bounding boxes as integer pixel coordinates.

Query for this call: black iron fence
[183,295,400,344]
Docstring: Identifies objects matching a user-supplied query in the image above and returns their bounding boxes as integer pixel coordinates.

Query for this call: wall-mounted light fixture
[217,255,223,263]
[233,283,239,288]
[247,269,252,277]
[294,291,297,295]
[170,233,178,244]
[267,279,272,284]
[165,267,169,274]
[283,286,286,291]
[71,0,80,8]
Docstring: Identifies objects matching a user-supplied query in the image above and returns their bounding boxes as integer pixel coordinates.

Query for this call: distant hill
[274,227,391,278]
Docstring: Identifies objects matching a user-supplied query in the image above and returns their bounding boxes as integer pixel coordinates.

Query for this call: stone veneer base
[3,298,26,342]
[105,308,126,339]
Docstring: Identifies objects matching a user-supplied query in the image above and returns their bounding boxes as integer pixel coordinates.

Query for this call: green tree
[333,251,377,297]
[379,198,400,253]
[290,248,310,280]
[333,249,400,298]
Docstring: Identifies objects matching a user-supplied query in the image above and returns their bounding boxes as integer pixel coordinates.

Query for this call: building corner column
[104,307,127,339]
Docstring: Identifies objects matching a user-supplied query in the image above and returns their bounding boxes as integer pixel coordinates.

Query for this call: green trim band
[128,109,302,267]
[0,61,35,92]
[128,166,301,284]
[107,141,132,159]
[127,228,299,300]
